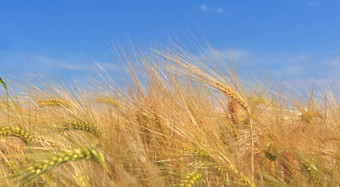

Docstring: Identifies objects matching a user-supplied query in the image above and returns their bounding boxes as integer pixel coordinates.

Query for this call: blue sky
[0,0,339,87]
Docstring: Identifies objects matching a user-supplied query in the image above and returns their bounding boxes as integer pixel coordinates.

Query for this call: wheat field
[0,43,339,186]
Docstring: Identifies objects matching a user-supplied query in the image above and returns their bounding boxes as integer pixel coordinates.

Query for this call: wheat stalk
[160,52,255,181]
[183,146,254,186]
[213,82,254,182]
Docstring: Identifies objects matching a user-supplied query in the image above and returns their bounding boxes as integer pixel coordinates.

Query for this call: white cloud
[199,4,224,14]
[34,56,120,73]
[57,63,90,71]
[217,8,224,14]
[321,57,340,66]
[200,4,208,12]
[0,51,119,73]
[30,55,90,71]
[210,47,340,89]
[307,1,319,6]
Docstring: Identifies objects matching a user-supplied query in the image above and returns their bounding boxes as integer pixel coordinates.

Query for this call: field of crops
[0,45,339,186]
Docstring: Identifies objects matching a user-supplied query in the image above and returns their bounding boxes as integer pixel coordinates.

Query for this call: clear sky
[0,0,339,87]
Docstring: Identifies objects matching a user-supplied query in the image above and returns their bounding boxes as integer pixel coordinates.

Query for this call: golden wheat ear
[157,50,255,181]
[37,98,71,108]
[94,96,121,107]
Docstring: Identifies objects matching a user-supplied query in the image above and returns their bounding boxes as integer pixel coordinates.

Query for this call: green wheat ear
[0,77,7,90]
[60,120,102,137]
[0,127,33,145]
[178,172,203,187]
[15,148,106,185]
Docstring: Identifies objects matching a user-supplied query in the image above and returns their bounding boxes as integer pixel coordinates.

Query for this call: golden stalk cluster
[183,146,254,186]
[0,42,339,186]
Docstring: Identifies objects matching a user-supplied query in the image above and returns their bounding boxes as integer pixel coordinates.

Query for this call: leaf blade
[0,77,7,90]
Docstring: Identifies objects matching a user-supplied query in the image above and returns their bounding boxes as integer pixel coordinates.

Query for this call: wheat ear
[303,161,322,187]
[94,97,121,107]
[37,99,71,108]
[160,53,254,183]
[17,148,106,185]
[178,172,202,187]
[213,81,254,181]
[61,121,102,137]
[0,127,33,144]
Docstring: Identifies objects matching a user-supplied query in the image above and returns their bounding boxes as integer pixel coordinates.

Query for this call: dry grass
[0,42,339,186]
